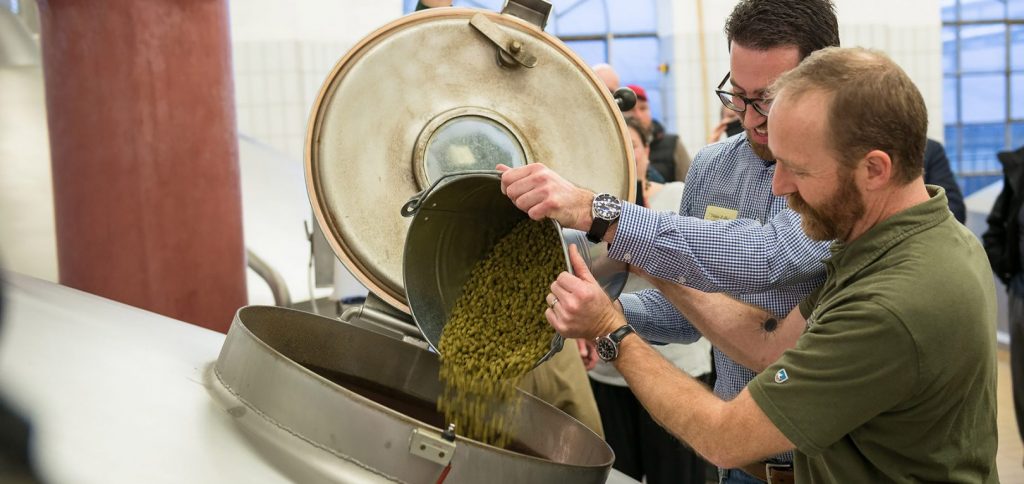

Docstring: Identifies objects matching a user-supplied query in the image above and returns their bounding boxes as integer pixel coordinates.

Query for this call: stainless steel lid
[306,6,635,314]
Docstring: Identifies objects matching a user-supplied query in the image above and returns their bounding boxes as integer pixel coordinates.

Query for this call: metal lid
[306,6,635,314]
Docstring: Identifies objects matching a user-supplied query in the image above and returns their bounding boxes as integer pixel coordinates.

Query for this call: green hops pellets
[437,219,565,448]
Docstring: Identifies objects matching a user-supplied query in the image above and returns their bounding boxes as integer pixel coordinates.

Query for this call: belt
[738,462,795,484]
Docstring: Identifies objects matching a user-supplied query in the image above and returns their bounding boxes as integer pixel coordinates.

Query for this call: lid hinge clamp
[469,13,537,69]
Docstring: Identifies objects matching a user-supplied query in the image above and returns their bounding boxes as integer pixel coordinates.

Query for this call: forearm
[613,333,793,467]
[651,281,802,371]
[609,204,828,293]
[619,290,704,344]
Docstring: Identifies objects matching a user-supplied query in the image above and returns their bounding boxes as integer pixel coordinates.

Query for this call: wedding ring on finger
[547,295,559,308]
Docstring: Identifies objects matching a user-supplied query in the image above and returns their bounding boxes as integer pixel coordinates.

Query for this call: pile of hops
[437,219,564,447]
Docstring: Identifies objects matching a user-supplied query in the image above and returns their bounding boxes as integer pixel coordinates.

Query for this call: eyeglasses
[715,72,772,117]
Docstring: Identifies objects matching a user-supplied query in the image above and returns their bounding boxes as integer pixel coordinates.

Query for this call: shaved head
[592,63,619,92]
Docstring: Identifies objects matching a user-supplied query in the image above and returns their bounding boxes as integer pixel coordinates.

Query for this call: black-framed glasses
[715,72,772,117]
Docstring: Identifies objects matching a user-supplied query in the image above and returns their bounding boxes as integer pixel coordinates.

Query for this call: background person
[624,84,691,183]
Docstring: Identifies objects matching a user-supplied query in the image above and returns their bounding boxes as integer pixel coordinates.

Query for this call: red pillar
[39,0,247,333]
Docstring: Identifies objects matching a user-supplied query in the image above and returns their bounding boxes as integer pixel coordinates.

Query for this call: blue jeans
[718,468,765,484]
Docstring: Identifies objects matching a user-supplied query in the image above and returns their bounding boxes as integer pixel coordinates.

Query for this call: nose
[743,107,765,129]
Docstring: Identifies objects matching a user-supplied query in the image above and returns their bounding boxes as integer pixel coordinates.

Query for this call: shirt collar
[825,185,950,283]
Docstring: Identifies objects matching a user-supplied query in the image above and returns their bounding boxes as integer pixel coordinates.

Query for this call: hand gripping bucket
[400,170,627,367]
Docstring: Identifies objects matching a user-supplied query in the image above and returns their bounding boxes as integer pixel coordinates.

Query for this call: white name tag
[704,205,739,221]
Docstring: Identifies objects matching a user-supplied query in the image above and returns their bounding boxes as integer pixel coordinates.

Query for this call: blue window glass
[1012,122,1024,149]
[549,0,606,37]
[463,0,504,9]
[961,74,1006,122]
[1012,0,1024,19]
[962,174,1003,194]
[962,123,1005,172]
[960,24,1006,73]
[942,0,957,21]
[607,0,656,34]
[960,0,1007,21]
[945,125,961,171]
[1013,26,1024,70]
[643,86,662,124]
[942,26,958,74]
[611,37,660,84]
[1013,73,1024,119]
[564,40,607,67]
[944,76,959,124]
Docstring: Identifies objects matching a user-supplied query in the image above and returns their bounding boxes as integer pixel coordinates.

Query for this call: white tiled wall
[663,0,944,155]
[229,1,403,159]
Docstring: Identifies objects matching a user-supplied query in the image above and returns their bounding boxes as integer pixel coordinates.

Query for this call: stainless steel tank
[212,2,642,482]
[212,305,615,483]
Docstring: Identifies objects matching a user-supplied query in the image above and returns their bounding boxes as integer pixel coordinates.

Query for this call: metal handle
[469,13,537,69]
[401,169,500,217]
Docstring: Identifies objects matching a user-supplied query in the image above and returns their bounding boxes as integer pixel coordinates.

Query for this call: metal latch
[409,427,456,466]
[469,13,537,69]
[501,0,552,29]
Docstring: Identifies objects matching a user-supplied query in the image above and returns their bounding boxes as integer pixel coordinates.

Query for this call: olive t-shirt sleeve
[748,301,918,456]
[798,284,823,320]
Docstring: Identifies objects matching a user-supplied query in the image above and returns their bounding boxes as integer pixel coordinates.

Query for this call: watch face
[593,193,621,221]
[596,336,618,361]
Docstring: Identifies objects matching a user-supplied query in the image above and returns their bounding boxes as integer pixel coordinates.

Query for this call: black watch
[587,193,621,243]
[596,324,635,362]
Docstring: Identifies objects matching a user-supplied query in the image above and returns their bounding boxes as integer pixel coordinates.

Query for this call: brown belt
[738,462,795,484]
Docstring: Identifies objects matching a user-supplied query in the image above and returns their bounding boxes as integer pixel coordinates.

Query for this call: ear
[861,149,893,190]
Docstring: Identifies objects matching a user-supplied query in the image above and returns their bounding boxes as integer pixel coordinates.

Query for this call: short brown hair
[725,0,840,59]
[769,47,927,184]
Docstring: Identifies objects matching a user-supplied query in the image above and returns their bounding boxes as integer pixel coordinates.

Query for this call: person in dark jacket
[982,144,1024,449]
[624,84,692,183]
[924,139,965,223]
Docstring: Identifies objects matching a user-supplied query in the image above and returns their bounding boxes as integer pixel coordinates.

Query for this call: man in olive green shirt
[502,47,998,482]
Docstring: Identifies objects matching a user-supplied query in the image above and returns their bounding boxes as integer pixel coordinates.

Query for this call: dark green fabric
[752,186,999,483]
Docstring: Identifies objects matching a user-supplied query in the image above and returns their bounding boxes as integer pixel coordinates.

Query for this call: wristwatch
[587,193,621,243]
[596,324,635,362]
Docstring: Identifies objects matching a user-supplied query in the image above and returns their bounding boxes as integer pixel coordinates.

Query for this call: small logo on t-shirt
[774,368,789,384]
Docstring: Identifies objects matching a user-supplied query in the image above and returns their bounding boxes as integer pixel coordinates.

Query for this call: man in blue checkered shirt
[500,1,839,482]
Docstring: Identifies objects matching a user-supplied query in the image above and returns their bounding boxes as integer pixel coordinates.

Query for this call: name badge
[704,205,739,221]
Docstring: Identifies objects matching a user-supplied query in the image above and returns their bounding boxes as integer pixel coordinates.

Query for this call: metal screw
[510,41,522,54]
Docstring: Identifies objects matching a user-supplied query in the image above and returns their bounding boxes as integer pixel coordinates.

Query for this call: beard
[787,169,865,241]
[745,124,774,162]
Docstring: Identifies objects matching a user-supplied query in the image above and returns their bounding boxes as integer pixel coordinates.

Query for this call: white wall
[228,1,403,159]
[662,0,944,155]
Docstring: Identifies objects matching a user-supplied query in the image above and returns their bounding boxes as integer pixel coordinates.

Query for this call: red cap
[627,84,647,101]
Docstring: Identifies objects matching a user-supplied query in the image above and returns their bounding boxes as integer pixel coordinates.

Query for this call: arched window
[942,0,1024,195]
[403,1,665,122]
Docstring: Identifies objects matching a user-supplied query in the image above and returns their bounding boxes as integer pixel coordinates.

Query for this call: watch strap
[586,217,610,243]
[609,324,635,344]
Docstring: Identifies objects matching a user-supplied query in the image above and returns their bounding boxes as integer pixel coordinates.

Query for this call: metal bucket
[401,171,627,366]
[212,305,615,483]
